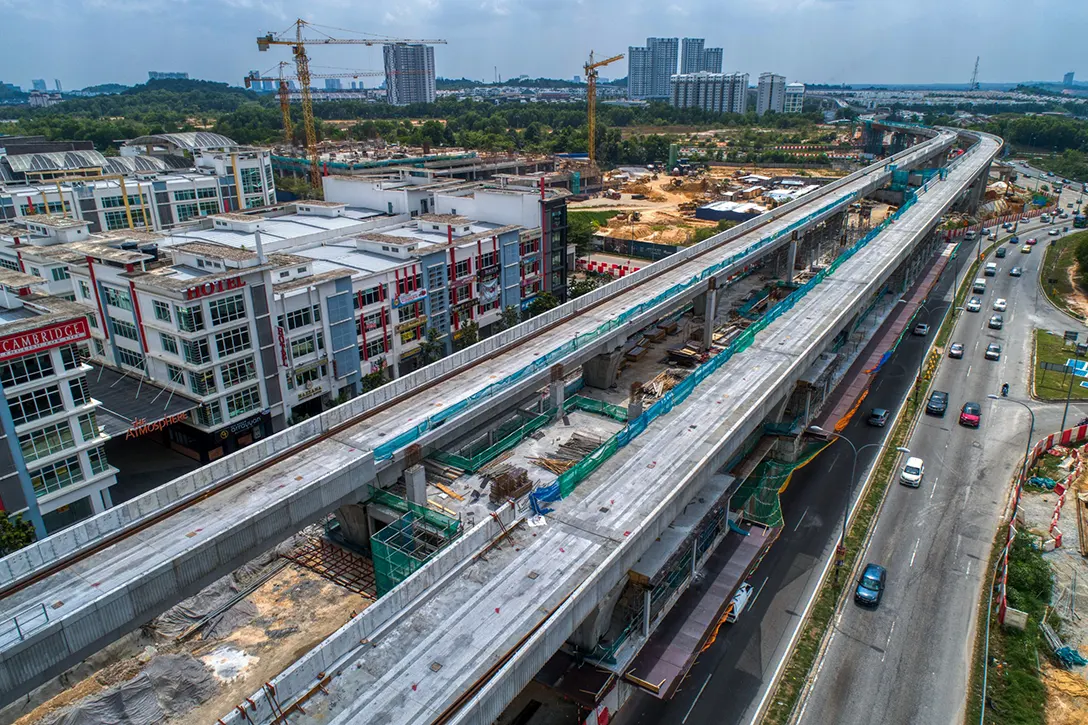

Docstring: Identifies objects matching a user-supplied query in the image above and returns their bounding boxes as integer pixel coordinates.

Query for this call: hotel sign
[184,276,246,301]
[0,318,90,362]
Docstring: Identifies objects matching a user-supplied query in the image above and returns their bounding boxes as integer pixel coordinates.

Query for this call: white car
[966,297,982,312]
[900,457,925,487]
[993,298,1007,312]
[1049,228,1060,236]
[727,582,754,623]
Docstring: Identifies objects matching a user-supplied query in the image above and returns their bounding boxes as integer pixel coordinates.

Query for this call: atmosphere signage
[392,288,427,309]
[0,318,90,362]
[184,276,246,301]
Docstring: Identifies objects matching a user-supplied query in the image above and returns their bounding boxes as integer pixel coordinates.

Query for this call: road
[796,218,1082,724]
[614,218,978,725]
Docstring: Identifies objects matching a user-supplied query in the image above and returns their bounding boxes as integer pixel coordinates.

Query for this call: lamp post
[987,394,1035,486]
[809,425,909,580]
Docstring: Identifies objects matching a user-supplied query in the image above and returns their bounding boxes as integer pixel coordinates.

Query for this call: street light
[988,394,1036,485]
[808,425,910,577]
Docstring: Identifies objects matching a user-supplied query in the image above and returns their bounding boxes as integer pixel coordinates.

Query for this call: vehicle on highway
[900,457,925,487]
[1021,216,1031,222]
[989,314,1003,329]
[966,297,982,312]
[964,230,976,242]
[913,323,930,336]
[1041,215,1051,223]
[1071,203,1076,209]
[1010,266,1023,277]
[867,408,889,427]
[1003,222,1013,230]
[854,563,887,606]
[1050,228,1061,236]
[1027,237,1038,245]
[726,582,753,623]
[926,390,949,416]
[949,342,964,358]
[1010,235,1019,244]
[984,262,997,276]
[960,402,982,428]
[973,278,987,293]
[1021,244,1032,254]
[996,247,1007,258]
[988,230,996,240]
[993,298,1007,311]
[986,343,1002,361]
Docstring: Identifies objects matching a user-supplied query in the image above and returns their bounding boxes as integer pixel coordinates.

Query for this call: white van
[726,582,754,623]
[973,278,987,293]
[964,230,977,241]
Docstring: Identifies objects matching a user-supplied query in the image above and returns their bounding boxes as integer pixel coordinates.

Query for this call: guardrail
[0,603,49,648]
[0,131,953,594]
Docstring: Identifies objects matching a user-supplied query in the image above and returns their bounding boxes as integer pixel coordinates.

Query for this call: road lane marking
[910,538,921,568]
[930,476,939,499]
[967,364,972,378]
[682,672,714,724]
[751,576,770,607]
[881,622,896,663]
[966,560,972,578]
[794,507,809,532]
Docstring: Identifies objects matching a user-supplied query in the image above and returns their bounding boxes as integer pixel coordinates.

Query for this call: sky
[1,0,1084,90]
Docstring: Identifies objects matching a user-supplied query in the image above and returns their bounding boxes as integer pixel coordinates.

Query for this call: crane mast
[584,51,623,166]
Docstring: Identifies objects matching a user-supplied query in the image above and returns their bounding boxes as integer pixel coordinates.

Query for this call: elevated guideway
[212,132,1002,725]
[0,130,958,703]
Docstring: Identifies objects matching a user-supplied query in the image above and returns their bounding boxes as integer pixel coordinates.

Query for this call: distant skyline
[0,0,1082,90]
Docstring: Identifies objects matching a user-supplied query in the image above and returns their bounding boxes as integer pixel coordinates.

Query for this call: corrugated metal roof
[4,150,108,173]
[102,154,191,174]
[124,132,237,151]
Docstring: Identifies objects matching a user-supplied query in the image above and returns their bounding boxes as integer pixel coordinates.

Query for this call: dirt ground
[1063,265,1088,319]
[15,564,368,725]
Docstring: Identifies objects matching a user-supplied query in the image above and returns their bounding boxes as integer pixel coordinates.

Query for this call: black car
[926,390,949,416]
[867,408,889,427]
[855,563,887,607]
[996,247,1007,258]
[1010,266,1023,277]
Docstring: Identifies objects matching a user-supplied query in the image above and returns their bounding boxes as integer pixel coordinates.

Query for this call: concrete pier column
[405,464,427,506]
[627,382,644,420]
[642,589,651,637]
[583,348,624,389]
[569,578,627,651]
[548,364,565,414]
[786,233,799,284]
[702,277,718,348]
[335,502,372,549]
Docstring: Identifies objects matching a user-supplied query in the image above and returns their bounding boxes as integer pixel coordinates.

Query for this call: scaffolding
[731,442,828,527]
[369,488,462,596]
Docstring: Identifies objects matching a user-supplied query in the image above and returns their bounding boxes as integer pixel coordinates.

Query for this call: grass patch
[966,536,1055,725]
[1039,230,1088,321]
[1026,450,1067,486]
[568,210,621,226]
[1032,328,1088,401]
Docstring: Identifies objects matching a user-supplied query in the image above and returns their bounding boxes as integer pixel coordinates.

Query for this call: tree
[420,327,446,363]
[569,274,609,298]
[526,292,559,318]
[499,305,521,331]
[455,320,479,350]
[0,514,35,556]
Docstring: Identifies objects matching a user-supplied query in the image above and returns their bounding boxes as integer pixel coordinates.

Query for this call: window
[117,347,145,370]
[454,259,471,278]
[0,258,20,272]
[395,274,423,295]
[245,196,264,209]
[364,336,389,360]
[358,285,383,308]
[241,166,264,195]
[19,421,74,463]
[174,189,197,202]
[359,310,383,335]
[104,209,136,231]
[78,411,99,441]
[400,326,424,345]
[111,319,140,341]
[225,386,262,419]
[194,401,223,427]
[176,304,205,332]
[198,200,220,216]
[103,286,133,311]
[93,338,105,356]
[290,364,326,389]
[215,326,251,358]
[68,378,88,408]
[282,307,313,331]
[182,337,210,365]
[479,250,498,269]
[478,298,499,314]
[197,187,218,199]
[520,239,540,256]
[29,266,41,278]
[101,194,144,208]
[189,369,217,396]
[221,357,256,388]
[160,333,179,355]
[10,386,65,425]
[453,285,472,303]
[1,351,54,387]
[30,454,84,497]
[152,300,172,323]
[60,345,81,371]
[209,294,246,326]
[78,280,91,299]
[290,334,315,360]
[87,446,110,476]
[51,267,70,282]
[397,301,423,323]
[175,202,200,222]
[166,364,185,384]
[19,201,65,215]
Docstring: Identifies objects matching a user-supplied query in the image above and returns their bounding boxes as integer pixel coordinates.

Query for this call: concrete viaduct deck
[0,129,960,704]
[210,131,1001,725]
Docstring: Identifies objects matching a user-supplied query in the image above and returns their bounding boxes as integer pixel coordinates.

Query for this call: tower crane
[257,19,446,188]
[584,51,624,166]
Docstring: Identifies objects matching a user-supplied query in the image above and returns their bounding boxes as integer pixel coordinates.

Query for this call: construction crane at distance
[584,50,623,166]
[245,63,400,145]
[969,56,980,91]
[257,18,446,188]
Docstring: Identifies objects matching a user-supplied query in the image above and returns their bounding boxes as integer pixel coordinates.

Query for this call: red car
[1026,237,1038,245]
[960,402,981,428]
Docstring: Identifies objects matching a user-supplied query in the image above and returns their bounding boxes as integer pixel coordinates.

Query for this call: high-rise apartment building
[325,78,343,91]
[628,38,679,99]
[680,38,705,74]
[784,83,805,113]
[53,79,62,93]
[725,73,749,114]
[383,44,436,105]
[627,46,653,99]
[703,48,723,74]
[670,72,748,114]
[31,79,47,92]
[148,71,189,81]
[1064,71,1075,88]
[756,72,786,115]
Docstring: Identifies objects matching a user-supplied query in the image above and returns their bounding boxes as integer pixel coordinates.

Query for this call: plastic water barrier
[528,159,967,510]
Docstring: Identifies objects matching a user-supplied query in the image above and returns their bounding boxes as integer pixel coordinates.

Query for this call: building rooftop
[0,269,45,288]
[85,364,199,438]
[65,241,153,264]
[125,132,238,152]
[170,241,258,262]
[20,214,90,229]
[3,150,107,174]
[419,213,470,224]
[210,212,261,224]
[272,266,353,293]
[0,294,90,335]
[294,200,346,208]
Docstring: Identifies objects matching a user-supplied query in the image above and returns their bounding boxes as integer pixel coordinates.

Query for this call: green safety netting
[431,411,551,472]
[368,488,461,596]
[564,395,629,422]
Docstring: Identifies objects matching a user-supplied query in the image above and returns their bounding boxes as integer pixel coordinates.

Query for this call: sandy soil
[1063,264,1088,319]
